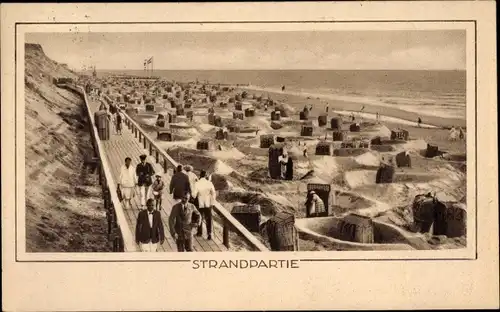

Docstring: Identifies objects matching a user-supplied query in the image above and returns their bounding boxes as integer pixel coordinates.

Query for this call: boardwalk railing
[111,97,269,251]
[58,83,138,252]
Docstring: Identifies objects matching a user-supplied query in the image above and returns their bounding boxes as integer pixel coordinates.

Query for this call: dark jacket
[136,162,155,186]
[285,158,294,180]
[135,210,165,244]
[168,202,201,239]
[169,171,191,200]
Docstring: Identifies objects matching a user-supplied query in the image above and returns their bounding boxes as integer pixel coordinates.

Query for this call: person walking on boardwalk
[151,174,165,211]
[135,198,165,252]
[193,170,216,240]
[169,165,191,202]
[417,117,422,128]
[168,192,201,252]
[183,165,198,203]
[118,157,137,210]
[136,154,155,209]
[115,110,123,135]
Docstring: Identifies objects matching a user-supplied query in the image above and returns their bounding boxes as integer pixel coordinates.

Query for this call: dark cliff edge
[25,43,109,252]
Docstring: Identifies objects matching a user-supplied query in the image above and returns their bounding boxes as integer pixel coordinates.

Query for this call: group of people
[97,98,123,135]
[107,103,124,135]
[118,155,217,252]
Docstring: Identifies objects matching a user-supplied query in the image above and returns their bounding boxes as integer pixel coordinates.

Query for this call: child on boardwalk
[151,174,165,211]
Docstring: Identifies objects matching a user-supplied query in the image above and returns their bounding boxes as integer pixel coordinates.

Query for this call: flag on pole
[147,56,153,64]
[360,105,365,111]
[144,60,147,70]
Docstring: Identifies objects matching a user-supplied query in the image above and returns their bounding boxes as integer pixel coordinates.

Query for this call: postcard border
[15,20,477,263]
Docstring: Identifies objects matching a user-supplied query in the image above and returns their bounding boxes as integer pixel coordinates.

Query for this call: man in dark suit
[168,192,201,252]
[169,165,191,201]
[135,198,165,252]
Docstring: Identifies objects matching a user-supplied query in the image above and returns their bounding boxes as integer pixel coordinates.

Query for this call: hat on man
[139,154,147,161]
[184,165,193,172]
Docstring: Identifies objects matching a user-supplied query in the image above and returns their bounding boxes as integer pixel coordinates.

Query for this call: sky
[25,30,466,71]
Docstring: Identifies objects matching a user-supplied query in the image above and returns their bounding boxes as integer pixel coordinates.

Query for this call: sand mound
[343,170,377,189]
[249,116,274,134]
[376,124,392,138]
[286,145,303,158]
[354,151,381,167]
[400,139,428,152]
[308,156,340,183]
[209,159,234,175]
[166,147,233,175]
[198,123,215,132]
[210,173,232,190]
[170,122,191,128]
[172,127,200,137]
[209,148,246,160]
[159,138,198,149]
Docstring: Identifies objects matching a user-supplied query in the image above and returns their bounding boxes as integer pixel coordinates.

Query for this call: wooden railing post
[155,150,159,163]
[163,159,168,173]
[106,209,113,235]
[103,187,109,209]
[98,164,103,186]
[223,221,230,249]
[134,127,137,138]
[149,144,153,156]
[144,138,147,149]
[138,132,141,142]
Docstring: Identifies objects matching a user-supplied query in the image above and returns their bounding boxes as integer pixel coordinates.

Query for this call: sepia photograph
[23,28,470,254]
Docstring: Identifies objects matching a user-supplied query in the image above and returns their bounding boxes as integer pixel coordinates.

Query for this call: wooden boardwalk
[88,98,228,252]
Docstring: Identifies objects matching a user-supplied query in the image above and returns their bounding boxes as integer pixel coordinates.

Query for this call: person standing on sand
[418,117,422,127]
[193,170,216,240]
[135,198,165,252]
[278,151,289,180]
[168,192,201,252]
[325,104,329,113]
[117,157,137,210]
[169,165,191,202]
[376,112,380,123]
[136,154,155,209]
[306,190,326,218]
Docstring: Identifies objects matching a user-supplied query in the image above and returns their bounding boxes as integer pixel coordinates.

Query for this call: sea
[99,70,466,120]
